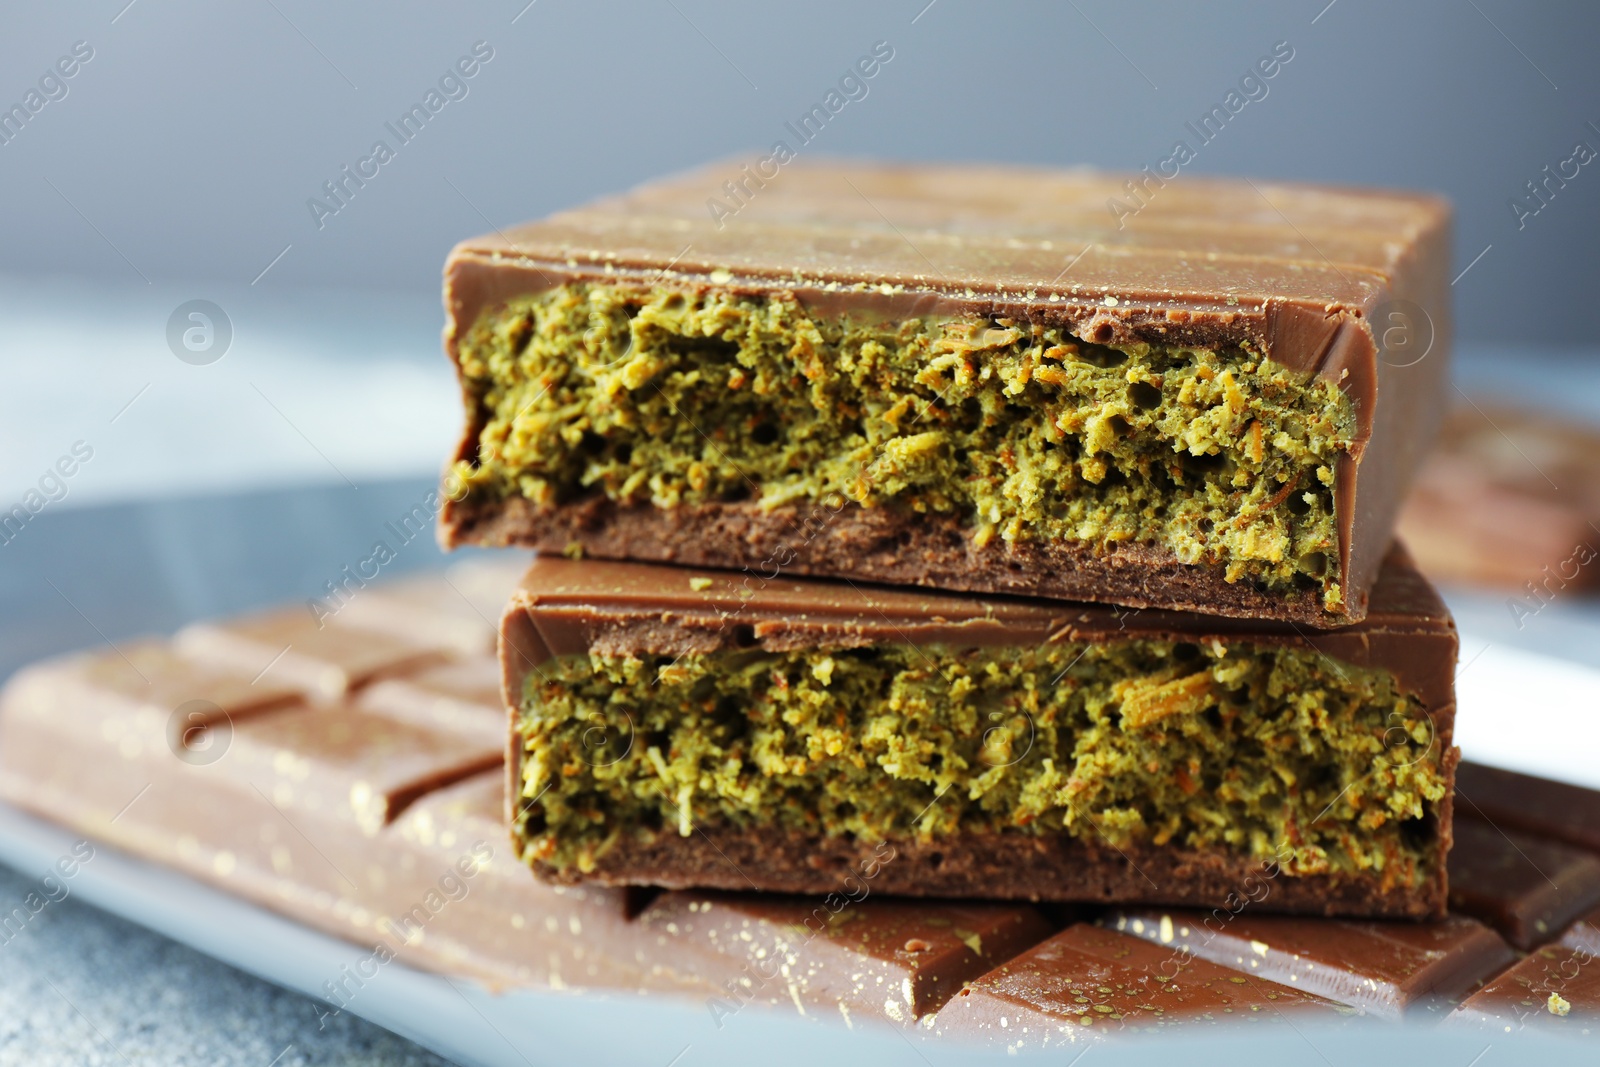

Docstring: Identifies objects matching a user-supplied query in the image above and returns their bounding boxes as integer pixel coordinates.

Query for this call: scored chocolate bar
[0,570,1563,1041]
[502,544,1459,917]
[440,159,1450,625]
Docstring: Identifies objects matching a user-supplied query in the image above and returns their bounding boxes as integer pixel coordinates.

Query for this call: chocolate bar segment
[1446,945,1600,1033]
[1560,905,1600,954]
[326,555,533,656]
[440,160,1451,626]
[1455,761,1600,854]
[639,891,1053,1023]
[1446,818,1600,951]
[504,546,1459,917]
[355,658,505,749]
[177,609,450,701]
[1106,909,1512,1019]
[931,924,1342,1042]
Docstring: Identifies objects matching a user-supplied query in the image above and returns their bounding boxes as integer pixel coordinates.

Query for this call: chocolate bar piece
[1397,402,1600,592]
[639,891,1053,1024]
[1446,944,1600,1034]
[1561,905,1600,954]
[440,160,1451,626]
[1446,818,1600,951]
[930,924,1342,1043]
[1106,909,1512,1019]
[503,545,1459,917]
[1455,761,1600,854]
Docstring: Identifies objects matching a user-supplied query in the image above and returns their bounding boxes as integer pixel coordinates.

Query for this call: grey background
[0,0,1596,343]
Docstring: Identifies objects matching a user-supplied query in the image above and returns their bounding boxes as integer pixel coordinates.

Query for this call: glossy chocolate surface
[1456,761,1600,854]
[1447,944,1600,1034]
[639,891,1052,1022]
[1107,909,1512,1019]
[1447,818,1600,951]
[932,924,1341,1043]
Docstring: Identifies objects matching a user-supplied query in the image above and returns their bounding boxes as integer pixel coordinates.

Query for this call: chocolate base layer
[530,823,1447,920]
[447,493,1342,625]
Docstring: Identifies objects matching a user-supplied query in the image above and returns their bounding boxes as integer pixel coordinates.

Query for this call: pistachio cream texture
[453,283,1356,606]
[514,639,1448,888]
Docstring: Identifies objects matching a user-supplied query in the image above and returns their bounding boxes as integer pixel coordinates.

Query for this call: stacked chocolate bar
[441,159,1459,919]
[16,160,1565,1046]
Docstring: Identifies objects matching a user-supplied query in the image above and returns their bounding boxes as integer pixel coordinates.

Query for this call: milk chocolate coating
[1447,944,1600,1033]
[1446,818,1600,951]
[930,924,1342,1042]
[501,544,1459,917]
[1107,909,1512,1020]
[1456,761,1600,854]
[441,160,1452,625]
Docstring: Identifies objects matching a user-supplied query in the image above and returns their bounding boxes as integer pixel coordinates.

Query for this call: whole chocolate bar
[502,544,1459,917]
[438,160,1451,626]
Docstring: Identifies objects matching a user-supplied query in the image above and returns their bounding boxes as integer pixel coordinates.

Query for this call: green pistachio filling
[514,639,1447,888]
[452,283,1355,606]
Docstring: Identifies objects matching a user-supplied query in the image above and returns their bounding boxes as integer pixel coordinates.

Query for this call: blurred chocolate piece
[932,924,1342,1042]
[1456,761,1600,854]
[1560,905,1600,955]
[1397,402,1600,591]
[355,657,505,749]
[1107,910,1513,1019]
[177,609,450,701]
[328,555,532,656]
[1447,818,1600,951]
[226,704,503,834]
